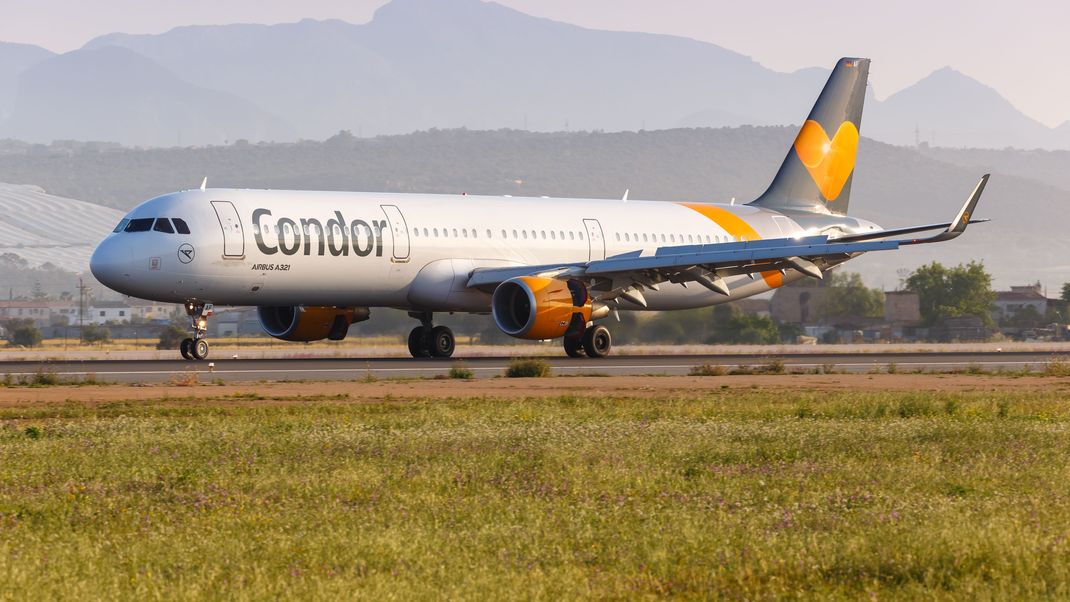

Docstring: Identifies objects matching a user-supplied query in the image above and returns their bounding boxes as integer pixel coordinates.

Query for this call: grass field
[3,384,1070,599]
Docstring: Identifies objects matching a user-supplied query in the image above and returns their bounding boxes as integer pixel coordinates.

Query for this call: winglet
[200,177,208,191]
[904,174,989,245]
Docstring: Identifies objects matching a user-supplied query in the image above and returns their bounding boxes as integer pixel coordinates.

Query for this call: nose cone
[90,237,132,293]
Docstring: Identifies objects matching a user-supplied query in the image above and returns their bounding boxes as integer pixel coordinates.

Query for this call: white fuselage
[90,189,877,312]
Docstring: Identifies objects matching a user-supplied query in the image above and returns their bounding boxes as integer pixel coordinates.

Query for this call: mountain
[74,0,830,141]
[867,67,1057,149]
[0,42,53,122]
[0,0,1063,149]
[0,182,122,273]
[1,46,294,147]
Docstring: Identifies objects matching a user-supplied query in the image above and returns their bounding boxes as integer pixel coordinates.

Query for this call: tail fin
[749,57,870,216]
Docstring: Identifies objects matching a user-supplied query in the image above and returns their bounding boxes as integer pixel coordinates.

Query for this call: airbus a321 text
[91,58,989,360]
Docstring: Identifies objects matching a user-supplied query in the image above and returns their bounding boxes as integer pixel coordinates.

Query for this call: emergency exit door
[583,218,605,261]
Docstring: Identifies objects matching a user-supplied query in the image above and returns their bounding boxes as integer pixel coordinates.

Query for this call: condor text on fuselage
[253,209,389,258]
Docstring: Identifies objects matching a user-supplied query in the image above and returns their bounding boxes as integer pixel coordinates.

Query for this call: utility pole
[78,277,87,344]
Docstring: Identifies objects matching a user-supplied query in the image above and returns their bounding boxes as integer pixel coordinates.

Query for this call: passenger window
[615,233,620,241]
[551,231,556,240]
[125,218,154,232]
[512,230,518,238]
[624,233,630,242]
[433,228,439,237]
[423,228,429,237]
[569,232,575,240]
[559,231,565,240]
[172,218,191,234]
[487,229,492,238]
[453,228,458,237]
[642,234,648,243]
[462,229,468,238]
[113,219,130,233]
[153,218,175,234]
[541,231,546,239]
[579,232,584,240]
[413,227,419,236]
[522,231,528,239]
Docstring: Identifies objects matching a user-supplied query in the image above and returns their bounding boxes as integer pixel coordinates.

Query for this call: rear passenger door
[211,201,245,258]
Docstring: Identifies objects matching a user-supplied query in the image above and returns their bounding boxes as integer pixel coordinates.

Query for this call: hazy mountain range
[0,126,1066,291]
[0,0,1067,149]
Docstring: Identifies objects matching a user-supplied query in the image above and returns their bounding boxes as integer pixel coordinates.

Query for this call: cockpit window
[153,218,175,233]
[113,219,130,233]
[172,218,191,235]
[125,218,154,232]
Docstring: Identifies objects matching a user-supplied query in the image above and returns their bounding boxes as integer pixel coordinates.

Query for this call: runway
[1,350,1066,383]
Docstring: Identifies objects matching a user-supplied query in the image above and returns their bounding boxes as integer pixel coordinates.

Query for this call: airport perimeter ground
[4,367,1070,598]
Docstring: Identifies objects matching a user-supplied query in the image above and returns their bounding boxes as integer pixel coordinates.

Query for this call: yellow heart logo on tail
[793,120,858,201]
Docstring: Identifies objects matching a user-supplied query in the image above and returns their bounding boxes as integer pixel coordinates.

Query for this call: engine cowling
[491,276,591,340]
[257,306,370,342]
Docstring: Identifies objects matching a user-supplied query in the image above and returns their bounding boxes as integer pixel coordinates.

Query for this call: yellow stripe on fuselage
[677,203,783,288]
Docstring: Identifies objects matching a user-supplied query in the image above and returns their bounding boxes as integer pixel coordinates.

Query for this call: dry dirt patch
[1,374,1067,408]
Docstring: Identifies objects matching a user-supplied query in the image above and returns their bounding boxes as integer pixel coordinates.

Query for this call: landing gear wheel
[429,326,455,358]
[408,327,430,358]
[180,338,194,360]
[563,336,584,358]
[192,339,209,360]
[582,325,612,358]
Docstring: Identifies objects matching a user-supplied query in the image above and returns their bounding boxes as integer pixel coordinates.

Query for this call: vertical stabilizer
[749,57,870,215]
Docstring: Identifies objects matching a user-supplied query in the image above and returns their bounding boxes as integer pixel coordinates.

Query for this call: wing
[467,175,990,307]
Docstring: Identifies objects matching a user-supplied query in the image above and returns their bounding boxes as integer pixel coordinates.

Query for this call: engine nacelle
[491,276,591,340]
[257,306,370,342]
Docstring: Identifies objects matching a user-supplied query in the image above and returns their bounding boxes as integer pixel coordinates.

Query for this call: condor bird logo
[793,119,859,201]
[178,243,195,264]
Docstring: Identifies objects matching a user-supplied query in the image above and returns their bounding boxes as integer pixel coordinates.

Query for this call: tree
[818,271,885,321]
[707,305,779,344]
[157,324,187,350]
[5,318,42,347]
[1061,283,1070,303]
[1003,304,1043,330]
[905,261,995,327]
[81,324,111,344]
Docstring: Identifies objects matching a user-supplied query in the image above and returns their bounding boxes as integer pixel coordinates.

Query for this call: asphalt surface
[1,351,1067,383]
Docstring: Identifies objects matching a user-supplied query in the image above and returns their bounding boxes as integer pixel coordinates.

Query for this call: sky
[2,0,1066,126]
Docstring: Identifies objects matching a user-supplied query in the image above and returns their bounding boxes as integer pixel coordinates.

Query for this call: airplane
[90,57,988,361]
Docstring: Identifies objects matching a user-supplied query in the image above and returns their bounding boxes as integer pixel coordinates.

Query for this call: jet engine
[257,306,370,342]
[491,276,592,340]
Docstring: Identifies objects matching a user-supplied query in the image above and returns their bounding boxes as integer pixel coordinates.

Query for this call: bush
[157,324,187,350]
[505,358,551,378]
[5,318,42,347]
[449,362,475,379]
[689,364,727,376]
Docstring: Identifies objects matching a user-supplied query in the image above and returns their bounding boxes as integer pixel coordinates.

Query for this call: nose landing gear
[406,312,455,358]
[179,301,213,361]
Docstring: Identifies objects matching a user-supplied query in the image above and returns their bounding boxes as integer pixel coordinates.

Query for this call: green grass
[3,389,1070,598]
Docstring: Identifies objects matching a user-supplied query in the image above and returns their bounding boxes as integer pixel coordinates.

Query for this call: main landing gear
[563,324,612,359]
[406,312,455,359]
[179,301,213,361]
